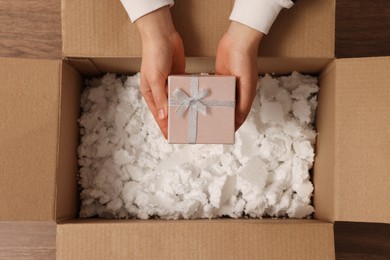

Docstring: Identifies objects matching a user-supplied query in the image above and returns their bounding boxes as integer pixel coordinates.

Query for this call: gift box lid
[167,75,235,144]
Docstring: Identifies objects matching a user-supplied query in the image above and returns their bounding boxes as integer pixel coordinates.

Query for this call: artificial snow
[78,72,319,220]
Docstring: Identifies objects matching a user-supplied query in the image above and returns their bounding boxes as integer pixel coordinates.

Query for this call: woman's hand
[216,21,264,130]
[136,6,185,138]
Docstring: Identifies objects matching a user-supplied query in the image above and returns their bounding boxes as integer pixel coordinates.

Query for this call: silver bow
[173,88,208,118]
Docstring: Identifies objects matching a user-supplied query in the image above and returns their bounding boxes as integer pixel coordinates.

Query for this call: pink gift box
[168,75,236,144]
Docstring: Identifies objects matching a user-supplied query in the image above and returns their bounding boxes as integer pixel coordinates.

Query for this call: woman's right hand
[136,6,185,138]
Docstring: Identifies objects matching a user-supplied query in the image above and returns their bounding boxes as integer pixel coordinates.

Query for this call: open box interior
[57,55,389,253]
[55,56,388,259]
[57,56,335,222]
[52,56,336,258]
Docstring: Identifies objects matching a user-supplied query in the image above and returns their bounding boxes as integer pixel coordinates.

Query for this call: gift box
[168,75,236,144]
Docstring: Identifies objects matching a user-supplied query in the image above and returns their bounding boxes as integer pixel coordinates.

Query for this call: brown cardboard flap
[260,0,335,58]
[314,60,337,222]
[172,0,234,57]
[333,57,390,223]
[57,219,334,260]
[62,0,334,59]
[56,61,82,221]
[66,57,331,76]
[62,0,138,58]
[64,58,101,77]
[0,57,61,221]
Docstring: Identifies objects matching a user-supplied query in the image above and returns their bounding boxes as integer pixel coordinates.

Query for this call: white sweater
[120,0,295,34]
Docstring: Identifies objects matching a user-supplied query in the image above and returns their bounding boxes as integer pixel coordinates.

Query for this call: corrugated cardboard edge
[64,58,101,77]
[314,60,337,223]
[57,219,334,260]
[63,57,332,76]
[333,56,390,223]
[60,0,67,57]
[55,60,83,221]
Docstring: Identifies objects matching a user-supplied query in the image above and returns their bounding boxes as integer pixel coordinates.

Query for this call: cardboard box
[168,75,236,144]
[0,0,389,259]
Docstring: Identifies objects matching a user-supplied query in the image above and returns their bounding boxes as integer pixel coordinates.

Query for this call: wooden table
[0,0,389,259]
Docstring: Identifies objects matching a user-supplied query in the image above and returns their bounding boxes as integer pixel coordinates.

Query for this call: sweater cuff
[120,0,174,22]
[230,0,294,34]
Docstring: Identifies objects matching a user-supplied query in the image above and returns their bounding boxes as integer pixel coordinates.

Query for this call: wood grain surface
[0,0,389,259]
[336,0,390,58]
[0,0,61,59]
[0,222,56,260]
[335,222,390,259]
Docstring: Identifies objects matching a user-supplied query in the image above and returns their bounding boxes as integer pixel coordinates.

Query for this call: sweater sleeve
[120,0,174,22]
[229,0,295,34]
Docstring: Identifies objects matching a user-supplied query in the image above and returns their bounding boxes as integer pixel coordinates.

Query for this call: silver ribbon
[173,87,208,118]
[169,77,235,144]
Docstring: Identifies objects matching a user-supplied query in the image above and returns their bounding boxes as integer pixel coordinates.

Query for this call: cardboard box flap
[55,61,82,221]
[64,58,101,77]
[333,57,390,223]
[260,0,335,58]
[314,60,337,222]
[0,57,61,221]
[57,219,334,260]
[62,0,334,59]
[65,57,332,77]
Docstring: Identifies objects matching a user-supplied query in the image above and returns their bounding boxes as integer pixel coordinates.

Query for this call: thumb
[149,75,168,120]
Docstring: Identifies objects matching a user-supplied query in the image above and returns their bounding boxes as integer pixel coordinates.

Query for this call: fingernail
[158,109,165,120]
